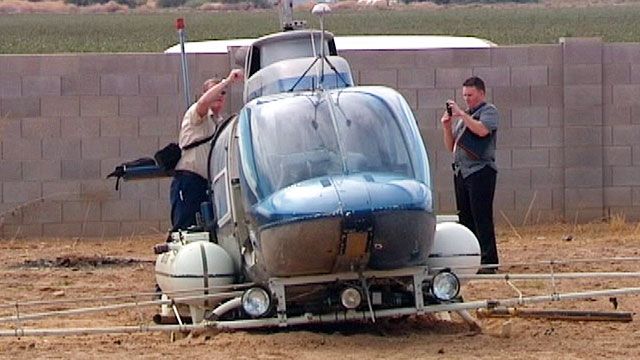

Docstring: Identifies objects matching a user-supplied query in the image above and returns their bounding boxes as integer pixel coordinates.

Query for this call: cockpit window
[244,89,423,199]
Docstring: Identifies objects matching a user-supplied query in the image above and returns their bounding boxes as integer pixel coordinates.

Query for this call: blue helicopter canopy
[238,86,431,201]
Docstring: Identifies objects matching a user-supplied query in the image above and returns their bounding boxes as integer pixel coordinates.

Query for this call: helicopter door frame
[209,120,236,229]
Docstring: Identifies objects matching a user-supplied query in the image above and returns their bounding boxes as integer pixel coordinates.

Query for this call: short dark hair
[462,76,485,92]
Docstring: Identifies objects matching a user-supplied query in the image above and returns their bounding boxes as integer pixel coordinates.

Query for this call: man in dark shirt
[440,76,499,273]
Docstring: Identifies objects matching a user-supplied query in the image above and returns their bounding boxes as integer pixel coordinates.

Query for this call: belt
[174,170,205,179]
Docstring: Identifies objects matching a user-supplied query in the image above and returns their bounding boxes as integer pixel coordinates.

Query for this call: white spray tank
[427,222,481,281]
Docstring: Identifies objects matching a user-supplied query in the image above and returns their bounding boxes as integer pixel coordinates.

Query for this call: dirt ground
[0,221,639,359]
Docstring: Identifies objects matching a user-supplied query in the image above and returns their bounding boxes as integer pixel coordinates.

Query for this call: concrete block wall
[0,53,232,238]
[2,38,640,238]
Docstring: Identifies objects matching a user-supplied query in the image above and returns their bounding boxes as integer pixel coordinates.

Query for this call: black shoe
[477,267,497,275]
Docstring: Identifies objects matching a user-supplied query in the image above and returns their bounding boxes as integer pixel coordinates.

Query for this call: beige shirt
[175,103,219,179]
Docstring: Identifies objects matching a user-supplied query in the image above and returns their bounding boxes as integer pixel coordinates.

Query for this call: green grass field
[1,5,640,54]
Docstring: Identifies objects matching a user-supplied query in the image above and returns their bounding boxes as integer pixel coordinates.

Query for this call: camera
[446,102,452,116]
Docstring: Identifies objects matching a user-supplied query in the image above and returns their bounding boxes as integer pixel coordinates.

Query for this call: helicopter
[150,3,482,326]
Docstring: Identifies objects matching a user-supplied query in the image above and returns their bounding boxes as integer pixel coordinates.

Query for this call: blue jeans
[170,171,209,232]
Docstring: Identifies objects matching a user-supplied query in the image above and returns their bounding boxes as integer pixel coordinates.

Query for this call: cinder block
[611,125,640,145]
[396,88,417,110]
[492,86,530,108]
[634,145,640,166]
[552,188,565,209]
[140,74,178,96]
[43,138,81,160]
[120,136,158,159]
[81,137,120,159]
[565,168,603,187]
[604,63,629,85]
[564,146,603,167]
[1,97,40,118]
[613,85,640,107]
[2,181,41,203]
[416,88,455,109]
[496,168,531,189]
[527,45,562,65]
[494,189,515,211]
[398,69,435,89]
[100,117,138,138]
[22,200,62,224]
[511,107,548,128]
[62,201,101,222]
[23,160,61,181]
[632,105,640,125]
[359,69,397,87]
[436,190,456,213]
[497,128,530,148]
[515,189,552,210]
[549,147,564,168]
[564,85,602,107]
[42,181,81,201]
[80,179,118,202]
[564,188,603,208]
[472,67,510,87]
[119,180,159,201]
[40,55,80,76]
[119,96,158,117]
[0,202,24,224]
[120,221,161,236]
[631,64,640,84]
[2,138,41,161]
[22,117,61,138]
[548,66,563,86]
[564,126,602,146]
[61,117,100,138]
[561,37,603,65]
[511,66,548,87]
[0,75,21,98]
[158,95,183,118]
[531,127,563,147]
[531,168,564,189]
[495,148,511,169]
[139,116,179,137]
[158,178,171,199]
[414,49,458,68]
[80,96,118,117]
[61,74,100,96]
[100,74,139,96]
[604,187,632,207]
[43,223,82,237]
[564,64,602,85]
[41,96,79,117]
[603,43,640,64]
[512,148,549,168]
[612,166,640,186]
[452,48,492,67]
[604,146,631,166]
[2,224,43,239]
[491,47,529,66]
[101,199,139,221]
[347,50,417,69]
[435,68,473,88]
[140,199,169,221]
[563,106,603,126]
[61,159,101,180]
[0,161,21,181]
[80,222,121,238]
[603,104,631,125]
[549,107,563,127]
[22,76,61,97]
[634,188,640,206]
[196,53,232,75]
[0,56,40,75]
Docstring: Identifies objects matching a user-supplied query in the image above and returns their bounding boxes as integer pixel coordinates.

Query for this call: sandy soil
[0,221,639,359]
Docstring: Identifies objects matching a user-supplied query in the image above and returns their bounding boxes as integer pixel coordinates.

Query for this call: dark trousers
[170,171,209,232]
[454,166,499,266]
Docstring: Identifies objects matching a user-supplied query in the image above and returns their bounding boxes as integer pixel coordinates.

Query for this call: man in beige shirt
[170,68,243,232]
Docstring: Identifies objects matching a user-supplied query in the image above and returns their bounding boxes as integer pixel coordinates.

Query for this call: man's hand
[447,100,464,117]
[226,69,244,85]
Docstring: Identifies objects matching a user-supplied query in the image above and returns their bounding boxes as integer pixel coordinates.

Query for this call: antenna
[311,3,331,87]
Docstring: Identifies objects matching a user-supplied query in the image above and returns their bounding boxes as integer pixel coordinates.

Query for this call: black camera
[446,102,452,116]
